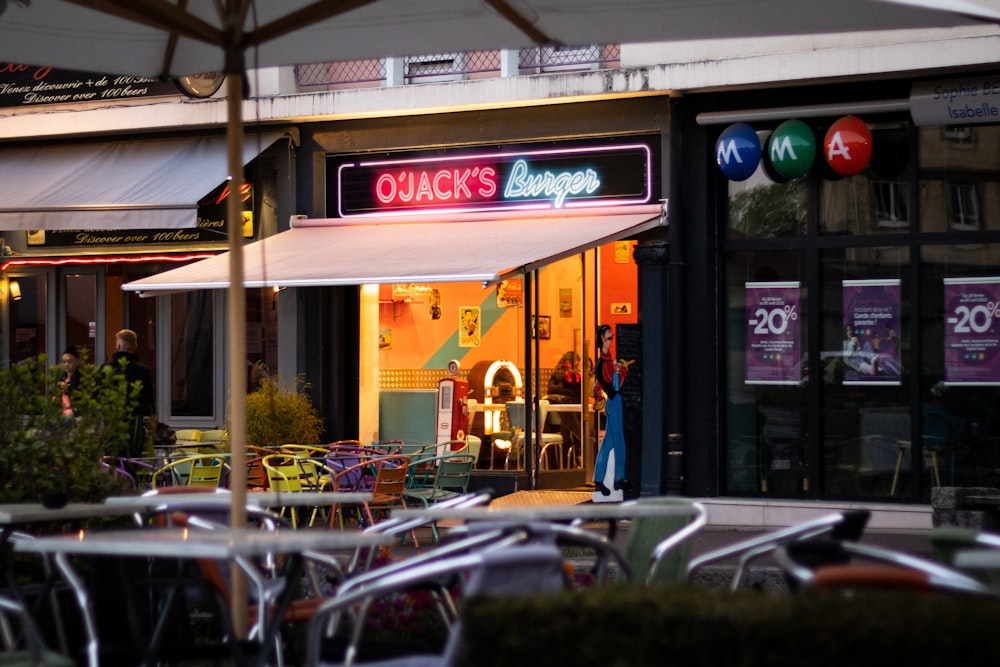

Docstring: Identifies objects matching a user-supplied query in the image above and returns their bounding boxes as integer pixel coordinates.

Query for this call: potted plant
[240,375,324,448]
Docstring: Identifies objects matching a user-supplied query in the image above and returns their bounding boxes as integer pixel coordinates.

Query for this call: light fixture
[271,285,288,310]
[9,279,21,301]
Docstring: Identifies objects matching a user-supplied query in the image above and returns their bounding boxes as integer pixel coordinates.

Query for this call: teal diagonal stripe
[424,288,507,369]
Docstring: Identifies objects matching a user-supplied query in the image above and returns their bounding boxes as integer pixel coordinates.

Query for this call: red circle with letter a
[824,116,873,177]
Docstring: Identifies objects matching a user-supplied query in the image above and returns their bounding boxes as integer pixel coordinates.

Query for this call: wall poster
[943,277,1000,386]
[842,279,902,386]
[745,281,801,385]
[459,306,481,348]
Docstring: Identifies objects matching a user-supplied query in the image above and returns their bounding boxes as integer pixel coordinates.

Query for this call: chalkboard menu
[615,323,642,497]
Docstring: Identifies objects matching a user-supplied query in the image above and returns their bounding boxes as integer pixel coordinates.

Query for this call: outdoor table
[105,490,372,509]
[390,501,702,543]
[0,502,155,655]
[0,502,146,526]
[106,491,372,530]
[15,527,389,667]
[390,501,697,523]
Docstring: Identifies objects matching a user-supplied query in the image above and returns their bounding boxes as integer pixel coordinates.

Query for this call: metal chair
[361,456,414,543]
[0,593,74,667]
[305,539,571,667]
[686,510,871,590]
[403,454,476,542]
[150,453,227,489]
[618,497,708,586]
[775,537,994,595]
[260,453,317,527]
[504,399,563,470]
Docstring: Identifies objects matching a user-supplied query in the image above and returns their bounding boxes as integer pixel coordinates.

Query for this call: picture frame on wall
[533,315,551,340]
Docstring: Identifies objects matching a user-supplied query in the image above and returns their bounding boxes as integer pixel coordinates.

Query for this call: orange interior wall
[378,241,638,372]
[598,240,639,327]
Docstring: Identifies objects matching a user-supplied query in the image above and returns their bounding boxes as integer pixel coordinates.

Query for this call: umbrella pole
[225,66,250,639]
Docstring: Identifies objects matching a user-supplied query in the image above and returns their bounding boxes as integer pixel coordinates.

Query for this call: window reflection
[170,292,213,417]
[64,274,96,362]
[8,275,46,364]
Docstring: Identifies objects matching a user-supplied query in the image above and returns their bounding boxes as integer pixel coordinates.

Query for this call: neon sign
[503,160,601,208]
[374,166,498,205]
[335,143,651,217]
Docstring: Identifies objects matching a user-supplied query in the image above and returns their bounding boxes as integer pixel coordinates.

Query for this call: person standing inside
[58,345,81,419]
[104,329,155,457]
[592,324,630,497]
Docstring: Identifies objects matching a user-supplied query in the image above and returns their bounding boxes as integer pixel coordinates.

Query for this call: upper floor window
[949,182,980,231]
[871,180,909,230]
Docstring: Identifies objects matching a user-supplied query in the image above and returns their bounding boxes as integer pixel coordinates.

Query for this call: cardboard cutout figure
[593,324,631,502]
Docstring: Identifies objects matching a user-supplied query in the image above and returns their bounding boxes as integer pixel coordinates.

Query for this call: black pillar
[634,241,670,496]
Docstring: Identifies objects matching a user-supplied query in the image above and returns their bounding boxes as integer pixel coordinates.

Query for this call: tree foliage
[0,354,136,502]
[728,180,806,238]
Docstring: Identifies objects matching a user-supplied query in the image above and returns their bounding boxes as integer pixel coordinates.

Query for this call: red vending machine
[437,368,469,456]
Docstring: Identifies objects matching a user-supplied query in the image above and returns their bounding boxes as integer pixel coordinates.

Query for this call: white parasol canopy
[1,0,997,640]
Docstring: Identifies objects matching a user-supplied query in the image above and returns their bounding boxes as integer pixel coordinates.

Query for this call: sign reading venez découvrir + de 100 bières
[335,144,652,217]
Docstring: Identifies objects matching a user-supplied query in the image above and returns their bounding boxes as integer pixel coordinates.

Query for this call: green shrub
[0,354,135,503]
[457,585,1000,667]
[241,375,324,448]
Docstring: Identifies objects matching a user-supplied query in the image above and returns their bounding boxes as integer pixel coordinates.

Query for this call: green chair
[618,497,708,586]
[404,453,476,542]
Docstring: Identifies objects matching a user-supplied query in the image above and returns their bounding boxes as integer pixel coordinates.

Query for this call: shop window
[871,180,909,229]
[64,274,96,362]
[169,292,214,417]
[948,182,980,231]
[8,275,46,364]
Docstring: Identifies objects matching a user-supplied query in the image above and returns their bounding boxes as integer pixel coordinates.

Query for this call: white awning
[0,132,288,231]
[122,204,665,295]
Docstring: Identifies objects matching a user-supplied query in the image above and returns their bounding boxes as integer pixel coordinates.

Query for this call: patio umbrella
[0,0,996,639]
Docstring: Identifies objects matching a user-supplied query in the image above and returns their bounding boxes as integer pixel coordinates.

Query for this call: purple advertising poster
[943,277,1000,386]
[842,279,901,386]
[745,282,801,385]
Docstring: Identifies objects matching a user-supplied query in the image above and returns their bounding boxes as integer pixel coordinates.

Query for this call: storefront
[677,72,1000,502]
[0,131,294,431]
[126,98,672,492]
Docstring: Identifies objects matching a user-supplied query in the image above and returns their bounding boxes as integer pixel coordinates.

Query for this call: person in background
[104,329,156,457]
[592,324,630,496]
[58,345,81,418]
[547,351,583,457]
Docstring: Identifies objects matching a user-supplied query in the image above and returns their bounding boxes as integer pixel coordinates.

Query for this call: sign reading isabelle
[842,279,901,386]
[336,144,651,216]
[943,277,1000,386]
[745,281,801,385]
[911,77,1000,126]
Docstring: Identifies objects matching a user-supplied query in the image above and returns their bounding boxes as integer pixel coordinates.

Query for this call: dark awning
[0,132,288,231]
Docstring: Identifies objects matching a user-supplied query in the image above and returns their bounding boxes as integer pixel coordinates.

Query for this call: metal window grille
[294,45,620,88]
[518,44,620,72]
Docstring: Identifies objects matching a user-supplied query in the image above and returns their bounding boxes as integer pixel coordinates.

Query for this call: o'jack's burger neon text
[503,159,600,208]
[336,143,652,216]
[375,166,498,205]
